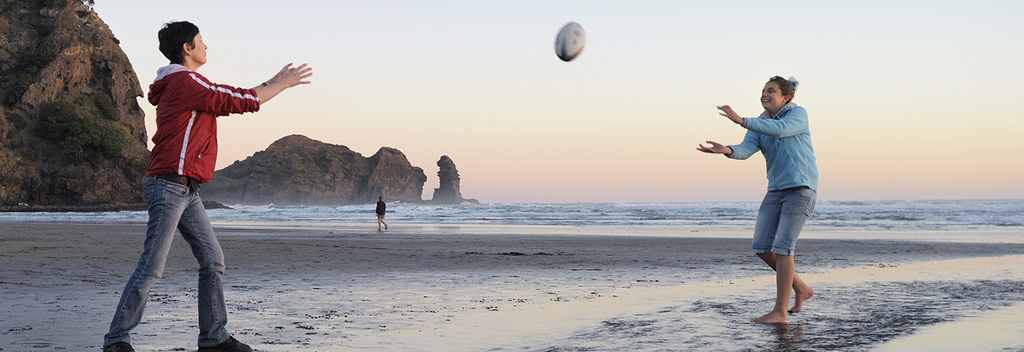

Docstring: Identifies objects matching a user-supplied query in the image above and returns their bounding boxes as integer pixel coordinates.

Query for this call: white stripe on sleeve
[189,73,259,102]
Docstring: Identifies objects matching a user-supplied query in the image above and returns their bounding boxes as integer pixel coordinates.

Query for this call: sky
[91,1,1023,203]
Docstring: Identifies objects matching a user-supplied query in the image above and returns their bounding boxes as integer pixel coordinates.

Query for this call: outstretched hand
[254,63,313,104]
[268,63,313,88]
[717,105,744,125]
[697,140,732,155]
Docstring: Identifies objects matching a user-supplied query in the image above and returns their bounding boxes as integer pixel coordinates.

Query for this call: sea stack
[431,155,465,204]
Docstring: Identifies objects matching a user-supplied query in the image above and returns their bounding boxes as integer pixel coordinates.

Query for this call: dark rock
[202,200,231,210]
[431,155,477,204]
[201,135,427,205]
[0,1,149,207]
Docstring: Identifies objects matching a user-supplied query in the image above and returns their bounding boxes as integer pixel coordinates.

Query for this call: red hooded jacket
[146,64,260,183]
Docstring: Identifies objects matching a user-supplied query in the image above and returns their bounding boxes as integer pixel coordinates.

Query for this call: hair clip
[787,76,799,91]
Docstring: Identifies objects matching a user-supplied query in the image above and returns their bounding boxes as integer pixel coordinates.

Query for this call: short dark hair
[158,21,199,65]
[767,76,795,98]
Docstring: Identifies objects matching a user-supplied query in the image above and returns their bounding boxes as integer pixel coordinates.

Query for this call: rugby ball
[554,22,586,62]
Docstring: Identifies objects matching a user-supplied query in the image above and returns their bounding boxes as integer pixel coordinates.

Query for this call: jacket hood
[148,64,191,106]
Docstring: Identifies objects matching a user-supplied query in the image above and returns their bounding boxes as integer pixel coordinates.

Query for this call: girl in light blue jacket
[698,76,818,324]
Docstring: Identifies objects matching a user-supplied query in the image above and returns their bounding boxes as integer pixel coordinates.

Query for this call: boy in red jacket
[102,21,312,352]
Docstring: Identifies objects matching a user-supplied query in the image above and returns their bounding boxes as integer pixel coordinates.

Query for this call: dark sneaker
[102,342,135,352]
[198,336,252,352]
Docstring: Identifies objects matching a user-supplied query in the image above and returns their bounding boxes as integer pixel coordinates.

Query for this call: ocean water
[1,199,1021,234]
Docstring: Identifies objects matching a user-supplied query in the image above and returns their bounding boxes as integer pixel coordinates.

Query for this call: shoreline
[6,218,1021,243]
[2,222,1023,351]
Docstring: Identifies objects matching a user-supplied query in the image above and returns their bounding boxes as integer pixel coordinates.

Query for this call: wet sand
[1,222,1023,351]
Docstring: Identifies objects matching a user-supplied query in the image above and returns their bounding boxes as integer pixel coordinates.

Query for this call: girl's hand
[697,140,732,155]
[717,105,744,126]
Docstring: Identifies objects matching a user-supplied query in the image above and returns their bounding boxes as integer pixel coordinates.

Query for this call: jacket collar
[758,101,798,120]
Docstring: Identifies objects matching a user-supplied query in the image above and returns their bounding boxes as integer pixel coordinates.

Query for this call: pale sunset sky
[92,1,1023,203]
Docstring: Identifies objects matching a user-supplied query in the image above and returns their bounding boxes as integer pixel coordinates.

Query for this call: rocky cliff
[201,135,427,205]
[0,0,149,207]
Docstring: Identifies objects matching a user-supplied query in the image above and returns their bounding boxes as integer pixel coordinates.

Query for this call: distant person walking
[376,196,388,231]
[697,76,818,324]
[102,21,312,352]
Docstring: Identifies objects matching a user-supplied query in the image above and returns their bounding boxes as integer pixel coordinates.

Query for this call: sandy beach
[2,222,1023,351]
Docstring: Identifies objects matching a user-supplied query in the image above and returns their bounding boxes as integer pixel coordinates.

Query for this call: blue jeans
[752,186,817,256]
[104,177,230,347]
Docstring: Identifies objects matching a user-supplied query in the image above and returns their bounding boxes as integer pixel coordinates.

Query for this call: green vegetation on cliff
[0,0,148,207]
[36,95,130,163]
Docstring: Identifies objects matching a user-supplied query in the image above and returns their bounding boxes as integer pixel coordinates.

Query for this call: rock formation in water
[201,135,427,205]
[430,155,477,204]
[0,0,149,208]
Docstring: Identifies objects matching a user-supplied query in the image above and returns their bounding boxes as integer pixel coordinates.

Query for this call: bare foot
[753,310,788,324]
[789,287,815,313]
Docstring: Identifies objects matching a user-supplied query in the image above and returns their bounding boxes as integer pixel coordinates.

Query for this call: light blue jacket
[727,102,819,191]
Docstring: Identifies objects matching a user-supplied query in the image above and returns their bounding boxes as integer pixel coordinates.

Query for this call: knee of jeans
[138,271,163,284]
[198,260,225,275]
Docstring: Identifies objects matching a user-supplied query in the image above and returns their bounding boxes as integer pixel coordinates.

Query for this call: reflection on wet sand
[534,255,1024,351]
[1,223,1023,351]
[766,323,808,351]
[875,301,1024,352]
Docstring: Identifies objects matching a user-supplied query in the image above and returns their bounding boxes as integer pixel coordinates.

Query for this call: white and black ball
[554,22,586,62]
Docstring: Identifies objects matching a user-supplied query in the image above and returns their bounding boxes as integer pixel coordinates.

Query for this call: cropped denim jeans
[751,186,817,256]
[104,176,230,348]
